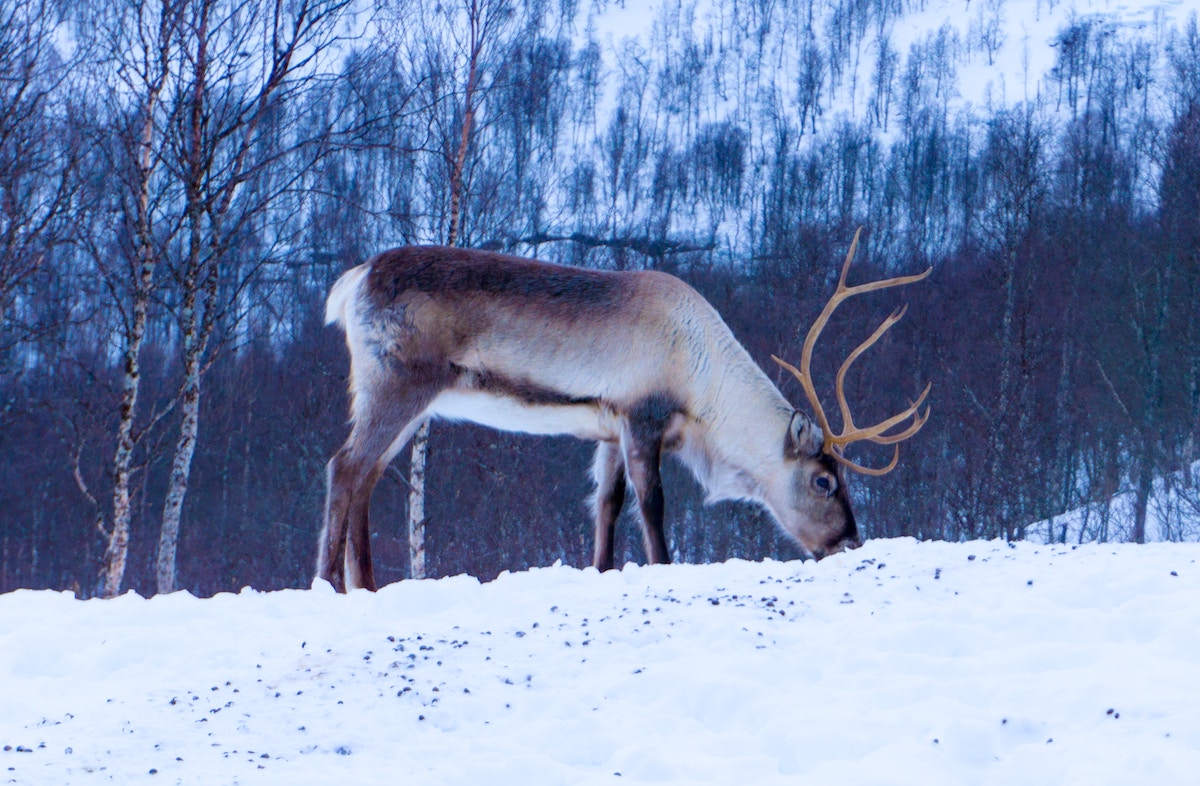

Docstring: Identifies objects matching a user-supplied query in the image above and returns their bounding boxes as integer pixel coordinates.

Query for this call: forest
[1,0,1198,597]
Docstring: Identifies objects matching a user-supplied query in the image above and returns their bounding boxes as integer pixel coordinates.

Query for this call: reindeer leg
[319,375,444,592]
[590,440,626,572]
[344,463,388,591]
[342,421,425,591]
[321,428,399,593]
[623,395,681,565]
[623,432,669,565]
[318,446,355,593]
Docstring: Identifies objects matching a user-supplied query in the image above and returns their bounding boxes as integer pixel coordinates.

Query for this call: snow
[585,0,1200,133]
[551,0,1200,261]
[1033,461,1200,544]
[4,538,1200,784]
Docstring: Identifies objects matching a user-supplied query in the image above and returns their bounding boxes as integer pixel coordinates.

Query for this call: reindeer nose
[814,537,861,561]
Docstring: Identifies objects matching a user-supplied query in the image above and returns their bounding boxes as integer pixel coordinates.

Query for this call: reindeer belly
[427,389,620,441]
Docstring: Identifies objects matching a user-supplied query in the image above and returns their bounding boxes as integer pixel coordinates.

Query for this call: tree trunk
[408,420,430,579]
[103,303,148,596]
[992,251,1019,540]
[156,9,208,593]
[102,72,165,597]
[1132,456,1153,544]
[157,357,201,593]
[405,0,487,581]
[104,263,153,597]
[156,208,220,593]
[1049,236,1083,542]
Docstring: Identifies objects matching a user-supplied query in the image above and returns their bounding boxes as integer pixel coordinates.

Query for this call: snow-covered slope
[3,538,1199,784]
[546,0,1200,264]
[590,0,1200,128]
[1030,460,1200,544]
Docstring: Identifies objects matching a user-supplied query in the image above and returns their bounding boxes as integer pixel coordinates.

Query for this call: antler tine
[833,446,900,477]
[835,230,933,299]
[830,386,931,452]
[863,389,931,445]
[833,304,910,437]
[835,225,863,290]
[771,353,834,453]
[775,227,871,454]
[776,227,933,475]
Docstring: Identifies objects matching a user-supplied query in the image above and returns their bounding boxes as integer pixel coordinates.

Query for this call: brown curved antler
[771,228,932,476]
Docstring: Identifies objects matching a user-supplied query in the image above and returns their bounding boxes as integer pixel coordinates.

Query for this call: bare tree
[979,101,1049,539]
[382,0,515,579]
[155,0,352,594]
[76,0,184,598]
[72,0,350,596]
[0,0,78,360]
[1163,16,1200,488]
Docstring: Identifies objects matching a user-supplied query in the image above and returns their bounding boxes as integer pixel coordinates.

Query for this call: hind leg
[318,378,443,592]
[344,415,430,590]
[318,447,355,592]
[319,419,408,592]
[590,441,626,572]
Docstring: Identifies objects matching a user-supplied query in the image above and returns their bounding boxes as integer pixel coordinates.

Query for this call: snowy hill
[591,0,1200,130]
[3,538,1199,784]
[1031,460,1200,544]
[572,0,1200,264]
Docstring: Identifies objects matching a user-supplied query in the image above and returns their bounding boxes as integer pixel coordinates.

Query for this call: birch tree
[155,0,352,593]
[388,0,515,579]
[0,0,78,355]
[979,102,1049,539]
[80,0,183,598]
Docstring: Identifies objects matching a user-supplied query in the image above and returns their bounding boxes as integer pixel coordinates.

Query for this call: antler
[771,228,932,476]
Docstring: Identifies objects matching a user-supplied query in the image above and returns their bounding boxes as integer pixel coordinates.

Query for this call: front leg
[623,435,669,564]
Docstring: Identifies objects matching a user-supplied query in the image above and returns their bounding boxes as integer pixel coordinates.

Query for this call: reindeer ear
[785,411,822,459]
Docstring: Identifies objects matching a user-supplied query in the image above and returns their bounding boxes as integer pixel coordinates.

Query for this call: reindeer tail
[325,264,369,327]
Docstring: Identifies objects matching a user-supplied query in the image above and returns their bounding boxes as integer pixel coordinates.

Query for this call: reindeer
[317,229,930,591]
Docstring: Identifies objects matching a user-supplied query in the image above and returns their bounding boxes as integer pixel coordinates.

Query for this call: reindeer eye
[813,475,835,495]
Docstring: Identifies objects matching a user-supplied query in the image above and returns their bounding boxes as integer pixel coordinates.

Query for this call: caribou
[317,229,930,591]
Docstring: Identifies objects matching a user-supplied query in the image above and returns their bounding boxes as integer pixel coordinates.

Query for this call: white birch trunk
[103,357,140,597]
[405,0,496,581]
[103,55,167,597]
[104,257,153,597]
[156,53,207,594]
[407,420,430,579]
[157,362,201,593]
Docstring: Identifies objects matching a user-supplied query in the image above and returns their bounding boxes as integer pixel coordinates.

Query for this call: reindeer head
[769,228,931,559]
[759,408,860,559]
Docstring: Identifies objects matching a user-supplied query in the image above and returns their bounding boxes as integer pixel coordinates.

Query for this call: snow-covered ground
[3,537,1199,784]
